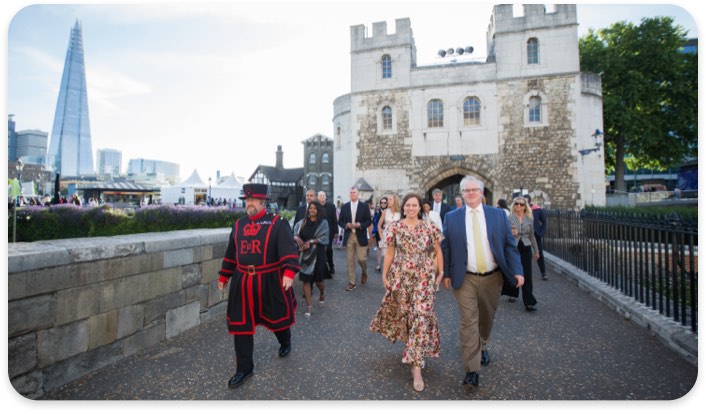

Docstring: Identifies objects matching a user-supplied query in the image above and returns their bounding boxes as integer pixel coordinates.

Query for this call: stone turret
[350,18,416,92]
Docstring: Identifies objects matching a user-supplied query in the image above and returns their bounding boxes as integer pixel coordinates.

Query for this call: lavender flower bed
[9,204,246,242]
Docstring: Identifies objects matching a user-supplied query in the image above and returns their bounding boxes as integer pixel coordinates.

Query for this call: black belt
[466,268,498,277]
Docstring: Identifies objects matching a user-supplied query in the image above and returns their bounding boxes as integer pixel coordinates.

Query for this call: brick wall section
[7,228,231,399]
[357,92,412,172]
[495,76,579,207]
[354,76,581,207]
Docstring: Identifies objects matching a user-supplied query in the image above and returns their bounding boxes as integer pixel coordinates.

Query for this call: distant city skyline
[4,1,700,183]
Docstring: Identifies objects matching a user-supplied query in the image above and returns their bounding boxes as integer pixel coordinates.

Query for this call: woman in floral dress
[370,192,445,392]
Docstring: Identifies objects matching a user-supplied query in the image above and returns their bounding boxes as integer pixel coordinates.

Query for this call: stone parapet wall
[7,228,232,399]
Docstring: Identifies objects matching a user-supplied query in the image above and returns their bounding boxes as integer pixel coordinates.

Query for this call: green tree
[579,17,697,192]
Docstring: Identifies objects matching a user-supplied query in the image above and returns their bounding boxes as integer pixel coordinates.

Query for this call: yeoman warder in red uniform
[217,183,300,389]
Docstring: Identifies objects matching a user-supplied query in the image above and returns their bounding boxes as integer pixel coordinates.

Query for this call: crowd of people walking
[216,176,547,393]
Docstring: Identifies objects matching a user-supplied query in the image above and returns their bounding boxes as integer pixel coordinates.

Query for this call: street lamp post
[208,177,212,206]
[13,159,25,243]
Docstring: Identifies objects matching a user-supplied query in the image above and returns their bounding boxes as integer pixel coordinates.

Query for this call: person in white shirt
[431,188,451,222]
[337,187,372,291]
[422,198,443,230]
[377,193,401,271]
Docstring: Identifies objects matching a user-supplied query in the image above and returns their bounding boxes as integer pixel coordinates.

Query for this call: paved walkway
[41,246,697,401]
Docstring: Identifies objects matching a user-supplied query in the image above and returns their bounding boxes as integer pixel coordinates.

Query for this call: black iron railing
[543,209,698,333]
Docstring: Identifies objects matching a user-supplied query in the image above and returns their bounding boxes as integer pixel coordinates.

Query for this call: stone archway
[528,189,552,208]
[421,166,494,207]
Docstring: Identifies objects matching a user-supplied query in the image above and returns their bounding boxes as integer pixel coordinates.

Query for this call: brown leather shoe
[361,272,368,285]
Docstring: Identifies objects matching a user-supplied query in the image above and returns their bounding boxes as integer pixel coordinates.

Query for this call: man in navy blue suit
[431,188,451,222]
[294,189,316,225]
[337,186,372,291]
[526,194,548,280]
[442,175,524,391]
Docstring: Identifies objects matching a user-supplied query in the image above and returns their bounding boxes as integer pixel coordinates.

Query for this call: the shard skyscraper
[47,20,94,176]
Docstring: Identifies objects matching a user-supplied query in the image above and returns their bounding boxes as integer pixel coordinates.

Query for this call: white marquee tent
[160,169,207,205]
[211,172,244,204]
[160,170,244,206]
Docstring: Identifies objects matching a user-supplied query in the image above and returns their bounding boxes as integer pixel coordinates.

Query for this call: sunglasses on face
[514,202,526,206]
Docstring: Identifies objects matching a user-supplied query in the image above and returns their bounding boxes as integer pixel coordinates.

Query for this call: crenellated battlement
[487,4,577,61]
[488,4,577,35]
[351,18,415,53]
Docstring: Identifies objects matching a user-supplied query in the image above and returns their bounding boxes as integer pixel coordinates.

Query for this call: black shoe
[329,266,335,274]
[542,274,548,280]
[278,343,291,358]
[480,350,490,366]
[463,372,479,390]
[525,305,537,312]
[228,371,252,389]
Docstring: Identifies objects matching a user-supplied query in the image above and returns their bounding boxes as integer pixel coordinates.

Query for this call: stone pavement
[39,246,697,401]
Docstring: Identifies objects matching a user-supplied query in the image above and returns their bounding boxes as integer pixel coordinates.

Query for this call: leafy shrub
[9,204,247,242]
[584,205,697,224]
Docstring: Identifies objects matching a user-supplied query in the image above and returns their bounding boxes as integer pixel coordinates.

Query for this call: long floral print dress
[370,219,443,368]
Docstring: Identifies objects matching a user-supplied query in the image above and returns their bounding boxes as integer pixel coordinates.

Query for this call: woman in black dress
[293,201,331,317]
[508,197,540,311]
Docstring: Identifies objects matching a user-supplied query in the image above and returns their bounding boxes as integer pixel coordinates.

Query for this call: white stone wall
[575,73,606,207]
[333,94,354,204]
[335,4,604,209]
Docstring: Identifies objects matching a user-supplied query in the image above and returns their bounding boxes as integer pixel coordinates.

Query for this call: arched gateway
[422,168,493,208]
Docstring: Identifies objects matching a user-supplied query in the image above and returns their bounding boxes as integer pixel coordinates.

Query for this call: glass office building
[47,20,95,176]
[97,149,122,177]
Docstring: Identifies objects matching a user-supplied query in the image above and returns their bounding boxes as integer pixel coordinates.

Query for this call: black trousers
[233,328,291,373]
[518,241,538,307]
[535,233,546,275]
[326,239,335,270]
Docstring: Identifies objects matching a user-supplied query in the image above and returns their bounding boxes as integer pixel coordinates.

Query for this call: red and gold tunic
[218,209,300,334]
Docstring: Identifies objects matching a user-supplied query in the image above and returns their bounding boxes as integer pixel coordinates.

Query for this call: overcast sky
[3,1,700,184]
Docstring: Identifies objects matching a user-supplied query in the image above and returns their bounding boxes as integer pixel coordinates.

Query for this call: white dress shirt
[426,211,443,230]
[433,201,442,214]
[465,205,498,273]
[350,200,358,222]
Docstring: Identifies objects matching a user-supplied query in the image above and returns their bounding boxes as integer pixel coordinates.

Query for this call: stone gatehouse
[333,4,605,209]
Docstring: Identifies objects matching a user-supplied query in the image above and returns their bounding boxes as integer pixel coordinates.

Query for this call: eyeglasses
[514,202,526,206]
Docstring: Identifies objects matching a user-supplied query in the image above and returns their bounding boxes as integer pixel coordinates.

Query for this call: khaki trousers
[452,270,503,372]
[346,234,368,285]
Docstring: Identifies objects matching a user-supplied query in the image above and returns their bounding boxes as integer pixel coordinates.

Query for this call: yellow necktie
[472,209,487,273]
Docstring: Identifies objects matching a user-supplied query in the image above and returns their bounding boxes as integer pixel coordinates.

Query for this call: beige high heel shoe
[411,366,424,392]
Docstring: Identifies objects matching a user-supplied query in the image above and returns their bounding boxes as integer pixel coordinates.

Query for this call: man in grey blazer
[442,175,524,391]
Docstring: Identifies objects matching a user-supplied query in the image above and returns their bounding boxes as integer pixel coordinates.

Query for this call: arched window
[309,153,316,164]
[527,38,539,64]
[382,106,392,130]
[427,99,444,128]
[321,153,329,163]
[529,96,542,123]
[322,174,330,186]
[308,174,317,186]
[382,54,392,79]
[463,97,481,126]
